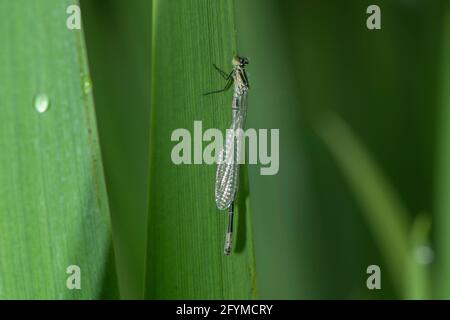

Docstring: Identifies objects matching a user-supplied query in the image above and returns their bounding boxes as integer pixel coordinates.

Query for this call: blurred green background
[235,0,447,299]
[82,0,449,299]
[1,0,449,299]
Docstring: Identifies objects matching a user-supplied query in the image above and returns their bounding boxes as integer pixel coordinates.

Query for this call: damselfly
[205,56,250,255]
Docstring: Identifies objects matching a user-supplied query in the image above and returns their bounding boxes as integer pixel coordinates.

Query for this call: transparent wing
[215,107,247,210]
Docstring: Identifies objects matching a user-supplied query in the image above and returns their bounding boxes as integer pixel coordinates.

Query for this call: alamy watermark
[66,5,81,30]
[171,121,279,176]
[66,265,81,290]
[366,265,381,290]
[366,5,381,30]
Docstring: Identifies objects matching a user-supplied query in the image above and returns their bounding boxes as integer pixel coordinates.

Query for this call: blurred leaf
[406,213,432,299]
[435,0,450,300]
[0,0,118,299]
[235,0,317,299]
[316,111,410,295]
[81,0,151,299]
[145,0,256,298]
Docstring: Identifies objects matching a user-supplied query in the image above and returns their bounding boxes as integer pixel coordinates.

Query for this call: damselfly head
[232,56,249,67]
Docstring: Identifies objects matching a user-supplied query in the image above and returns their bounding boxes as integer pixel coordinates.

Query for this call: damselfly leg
[213,64,233,80]
[203,64,234,96]
[203,79,233,96]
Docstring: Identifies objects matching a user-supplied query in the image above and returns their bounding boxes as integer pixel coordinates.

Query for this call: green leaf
[316,111,410,295]
[0,0,118,299]
[145,0,257,299]
[406,213,432,300]
[81,0,152,299]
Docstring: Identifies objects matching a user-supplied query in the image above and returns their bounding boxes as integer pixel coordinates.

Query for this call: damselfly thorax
[233,61,249,95]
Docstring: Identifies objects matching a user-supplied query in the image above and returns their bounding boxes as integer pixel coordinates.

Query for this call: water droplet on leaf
[83,76,92,94]
[34,93,50,113]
